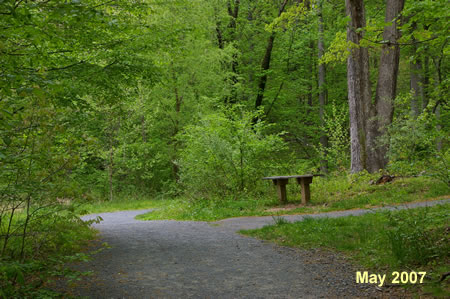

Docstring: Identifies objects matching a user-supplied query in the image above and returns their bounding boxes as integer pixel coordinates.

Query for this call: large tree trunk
[318,0,328,173]
[345,0,371,173]
[369,0,405,171]
[346,0,404,173]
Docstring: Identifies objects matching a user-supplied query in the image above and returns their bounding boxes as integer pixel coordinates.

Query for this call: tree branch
[362,35,438,46]
[46,60,85,71]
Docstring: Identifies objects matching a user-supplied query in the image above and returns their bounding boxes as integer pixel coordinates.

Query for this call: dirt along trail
[71,199,449,298]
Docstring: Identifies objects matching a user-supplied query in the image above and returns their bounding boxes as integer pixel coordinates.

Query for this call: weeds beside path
[213,198,450,231]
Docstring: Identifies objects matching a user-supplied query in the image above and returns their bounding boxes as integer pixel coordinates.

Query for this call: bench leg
[296,177,312,204]
[274,179,288,203]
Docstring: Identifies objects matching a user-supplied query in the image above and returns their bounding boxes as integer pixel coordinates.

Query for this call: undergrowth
[0,207,99,298]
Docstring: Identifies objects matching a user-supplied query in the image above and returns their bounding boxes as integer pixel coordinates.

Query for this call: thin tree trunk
[172,67,182,181]
[216,24,224,49]
[254,0,288,111]
[307,39,314,108]
[422,54,430,110]
[410,23,423,118]
[318,0,328,173]
[436,104,442,151]
[20,195,31,260]
[108,131,114,201]
[433,51,445,152]
[255,33,276,110]
[410,57,423,118]
[107,113,119,201]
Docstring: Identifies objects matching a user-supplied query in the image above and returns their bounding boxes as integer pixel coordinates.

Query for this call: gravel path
[70,199,449,298]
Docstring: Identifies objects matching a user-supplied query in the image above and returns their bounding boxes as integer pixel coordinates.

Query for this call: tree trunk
[346,0,404,173]
[255,33,276,110]
[345,0,371,173]
[410,23,423,118]
[422,54,430,110]
[254,0,288,111]
[307,40,314,109]
[171,67,182,182]
[369,0,404,171]
[227,0,240,30]
[318,0,328,173]
[108,127,115,201]
[410,57,423,118]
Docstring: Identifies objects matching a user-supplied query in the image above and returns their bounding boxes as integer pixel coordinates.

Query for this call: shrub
[317,100,350,172]
[178,108,287,199]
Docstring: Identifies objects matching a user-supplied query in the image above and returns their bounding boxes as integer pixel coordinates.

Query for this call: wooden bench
[262,175,316,204]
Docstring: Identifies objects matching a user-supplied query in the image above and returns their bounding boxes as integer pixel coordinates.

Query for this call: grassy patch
[309,175,449,210]
[241,204,450,297]
[138,175,449,221]
[75,197,169,215]
[136,197,279,221]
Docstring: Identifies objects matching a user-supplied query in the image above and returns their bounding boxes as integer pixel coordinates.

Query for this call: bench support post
[274,178,288,203]
[296,177,312,204]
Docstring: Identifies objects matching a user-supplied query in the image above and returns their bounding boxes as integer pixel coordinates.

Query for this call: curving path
[70,199,449,298]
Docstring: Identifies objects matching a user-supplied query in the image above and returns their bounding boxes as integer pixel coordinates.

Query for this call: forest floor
[60,199,448,298]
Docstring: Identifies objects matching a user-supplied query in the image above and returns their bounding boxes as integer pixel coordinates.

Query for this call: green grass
[241,204,450,297]
[137,175,449,221]
[136,197,279,221]
[75,197,170,215]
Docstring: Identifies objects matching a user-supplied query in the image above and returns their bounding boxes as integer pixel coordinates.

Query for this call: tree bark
[171,66,182,181]
[369,0,405,171]
[410,56,423,118]
[422,53,430,110]
[255,33,276,110]
[254,0,288,111]
[318,0,328,173]
[410,23,424,118]
[108,120,116,201]
[227,0,240,104]
[345,0,371,173]
[346,0,404,173]
[227,0,240,30]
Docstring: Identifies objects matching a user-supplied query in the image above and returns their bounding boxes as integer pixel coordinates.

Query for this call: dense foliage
[0,0,448,295]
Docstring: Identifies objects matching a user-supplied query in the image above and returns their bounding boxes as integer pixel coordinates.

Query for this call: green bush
[317,100,350,172]
[178,108,287,199]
